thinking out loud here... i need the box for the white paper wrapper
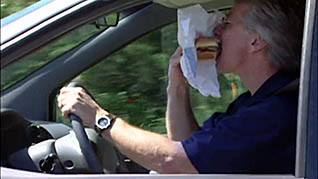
[177,4,225,97]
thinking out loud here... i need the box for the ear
[249,34,268,52]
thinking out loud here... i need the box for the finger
[60,101,72,118]
[57,91,72,108]
[60,99,80,118]
[61,107,70,118]
[58,89,81,111]
[59,87,83,100]
[58,101,63,109]
[57,95,65,109]
[59,86,81,95]
[171,47,182,59]
[70,87,92,102]
[59,87,71,95]
[170,47,183,68]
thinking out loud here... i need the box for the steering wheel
[66,82,104,174]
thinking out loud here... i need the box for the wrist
[167,81,188,95]
[94,108,117,135]
[95,108,108,119]
[168,67,187,89]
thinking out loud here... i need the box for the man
[58,0,304,174]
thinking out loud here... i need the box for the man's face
[214,3,253,74]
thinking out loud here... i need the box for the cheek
[225,29,249,55]
[217,32,248,72]
[221,39,242,62]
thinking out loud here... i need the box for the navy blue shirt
[182,71,298,174]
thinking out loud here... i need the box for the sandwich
[195,37,220,60]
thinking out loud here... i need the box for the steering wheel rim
[66,82,104,174]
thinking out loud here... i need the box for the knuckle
[75,96,81,101]
[70,103,77,109]
[79,88,85,93]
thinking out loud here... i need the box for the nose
[213,23,224,36]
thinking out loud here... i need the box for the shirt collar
[244,71,297,107]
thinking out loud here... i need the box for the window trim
[295,0,317,177]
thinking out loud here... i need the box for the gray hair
[235,0,305,75]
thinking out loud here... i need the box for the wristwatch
[94,113,116,134]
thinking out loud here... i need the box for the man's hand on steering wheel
[58,86,107,129]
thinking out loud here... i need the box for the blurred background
[1,0,247,134]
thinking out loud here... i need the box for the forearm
[166,84,199,141]
[58,86,197,173]
[102,117,197,173]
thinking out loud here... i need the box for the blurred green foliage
[1,25,106,90]
[1,0,39,18]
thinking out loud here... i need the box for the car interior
[0,0,316,178]
[0,0,235,174]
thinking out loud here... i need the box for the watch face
[97,117,110,129]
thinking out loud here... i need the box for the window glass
[56,22,247,133]
[1,24,106,91]
[1,0,39,18]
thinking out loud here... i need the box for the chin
[216,64,224,73]
[216,63,231,74]
[215,56,233,73]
